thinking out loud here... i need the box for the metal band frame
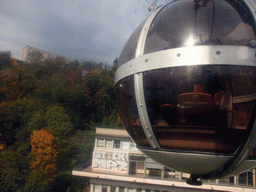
[133,6,164,150]
[244,0,256,24]
[115,45,256,84]
[134,73,160,149]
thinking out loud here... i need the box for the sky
[0,0,169,64]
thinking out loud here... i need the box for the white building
[72,128,256,192]
[21,45,71,64]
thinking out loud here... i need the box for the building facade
[72,128,256,192]
[21,45,71,64]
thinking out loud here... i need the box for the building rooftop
[96,128,130,139]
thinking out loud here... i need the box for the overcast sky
[0,0,170,64]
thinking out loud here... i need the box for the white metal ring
[115,45,256,84]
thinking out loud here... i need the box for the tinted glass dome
[118,0,256,67]
[116,0,256,155]
[144,0,256,54]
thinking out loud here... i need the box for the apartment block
[21,45,71,64]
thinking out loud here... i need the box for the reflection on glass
[116,76,150,148]
[143,65,256,153]
[144,0,256,54]
[248,148,256,159]
[118,19,146,67]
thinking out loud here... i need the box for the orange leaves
[1,81,22,103]
[6,81,22,101]
[30,129,58,184]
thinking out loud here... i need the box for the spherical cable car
[115,0,256,185]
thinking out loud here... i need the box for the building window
[129,161,136,175]
[129,156,145,176]
[145,158,163,178]
[239,171,253,187]
[114,140,121,149]
[122,140,130,150]
[119,187,125,192]
[128,188,133,192]
[110,186,116,192]
[94,185,100,192]
[106,139,113,148]
[102,185,108,192]
[97,139,105,148]
[164,167,176,180]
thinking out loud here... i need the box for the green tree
[0,51,12,70]
[0,50,119,191]
[68,59,80,71]
[29,50,43,64]
[113,57,118,66]
[26,105,73,171]
[82,60,102,71]
[0,147,29,191]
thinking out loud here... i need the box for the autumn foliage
[0,51,118,191]
[30,129,58,185]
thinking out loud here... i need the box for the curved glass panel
[116,76,150,148]
[248,147,256,159]
[143,65,256,153]
[118,20,146,67]
[144,0,256,54]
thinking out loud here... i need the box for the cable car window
[143,65,256,153]
[118,19,146,67]
[116,76,150,148]
[144,0,256,54]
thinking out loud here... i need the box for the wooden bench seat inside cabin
[153,125,244,153]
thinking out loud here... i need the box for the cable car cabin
[115,0,256,184]
[116,66,256,153]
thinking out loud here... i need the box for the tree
[4,81,22,102]
[68,59,80,71]
[0,51,12,70]
[29,50,43,64]
[25,129,58,191]
[44,56,67,75]
[81,60,102,71]
[0,50,119,191]
[25,104,74,171]
[0,146,29,191]
[113,57,118,66]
